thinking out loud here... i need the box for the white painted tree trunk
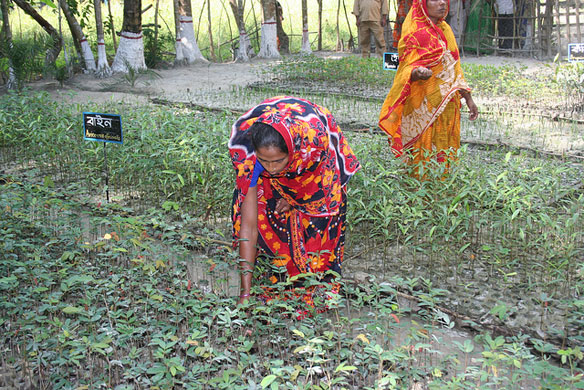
[111,31,146,73]
[80,38,96,72]
[95,39,112,77]
[301,23,312,54]
[175,15,207,64]
[234,30,253,62]
[6,66,17,89]
[258,17,280,59]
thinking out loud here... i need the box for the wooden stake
[575,0,582,43]
[107,0,117,51]
[554,0,562,56]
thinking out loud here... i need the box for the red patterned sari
[379,0,470,166]
[229,97,360,290]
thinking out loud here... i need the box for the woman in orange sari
[379,0,478,168]
[229,97,360,306]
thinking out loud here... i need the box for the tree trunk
[1,0,17,88]
[12,0,62,66]
[107,0,117,51]
[112,0,146,73]
[300,0,312,54]
[258,0,280,58]
[335,0,341,50]
[229,0,254,61]
[93,0,112,77]
[58,0,96,72]
[175,0,207,64]
[342,0,354,51]
[207,0,217,60]
[317,0,322,51]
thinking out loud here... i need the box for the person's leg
[359,22,371,58]
[498,13,514,49]
[371,21,386,58]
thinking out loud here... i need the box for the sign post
[83,112,123,203]
[568,43,584,62]
[383,52,399,71]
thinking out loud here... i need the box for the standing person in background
[229,96,361,308]
[353,0,389,58]
[494,0,514,49]
[378,0,478,172]
[446,0,467,46]
[275,1,289,54]
[392,0,413,49]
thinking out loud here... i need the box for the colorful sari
[229,96,361,290]
[379,0,470,166]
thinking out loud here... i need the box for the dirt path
[25,53,553,106]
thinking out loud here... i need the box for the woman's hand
[411,66,433,81]
[460,90,479,121]
[275,198,291,214]
[466,98,479,121]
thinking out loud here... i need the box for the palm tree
[258,0,280,58]
[58,0,96,72]
[93,0,112,77]
[229,0,255,62]
[174,0,207,65]
[111,0,146,73]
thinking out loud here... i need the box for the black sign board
[383,52,399,70]
[83,112,123,144]
[568,43,584,62]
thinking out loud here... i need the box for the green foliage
[143,28,175,69]
[461,62,557,99]
[0,35,49,86]
[1,75,583,388]
[266,55,395,91]
[553,62,584,111]
[0,177,581,388]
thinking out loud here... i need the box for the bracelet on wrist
[240,293,250,298]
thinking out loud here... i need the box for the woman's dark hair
[249,122,288,154]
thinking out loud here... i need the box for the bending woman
[379,0,478,168]
[229,97,361,305]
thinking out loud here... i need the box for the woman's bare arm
[238,185,258,304]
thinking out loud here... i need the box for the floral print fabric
[229,96,360,281]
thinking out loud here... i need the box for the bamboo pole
[154,0,160,63]
[554,0,562,56]
[545,0,554,57]
[207,0,216,60]
[342,0,355,51]
[565,0,571,45]
[336,0,341,51]
[196,0,206,43]
[575,0,582,43]
[107,0,117,51]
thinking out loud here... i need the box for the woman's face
[256,146,289,176]
[426,0,448,24]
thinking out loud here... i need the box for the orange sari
[379,0,470,166]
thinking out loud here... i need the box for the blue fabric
[250,160,265,187]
